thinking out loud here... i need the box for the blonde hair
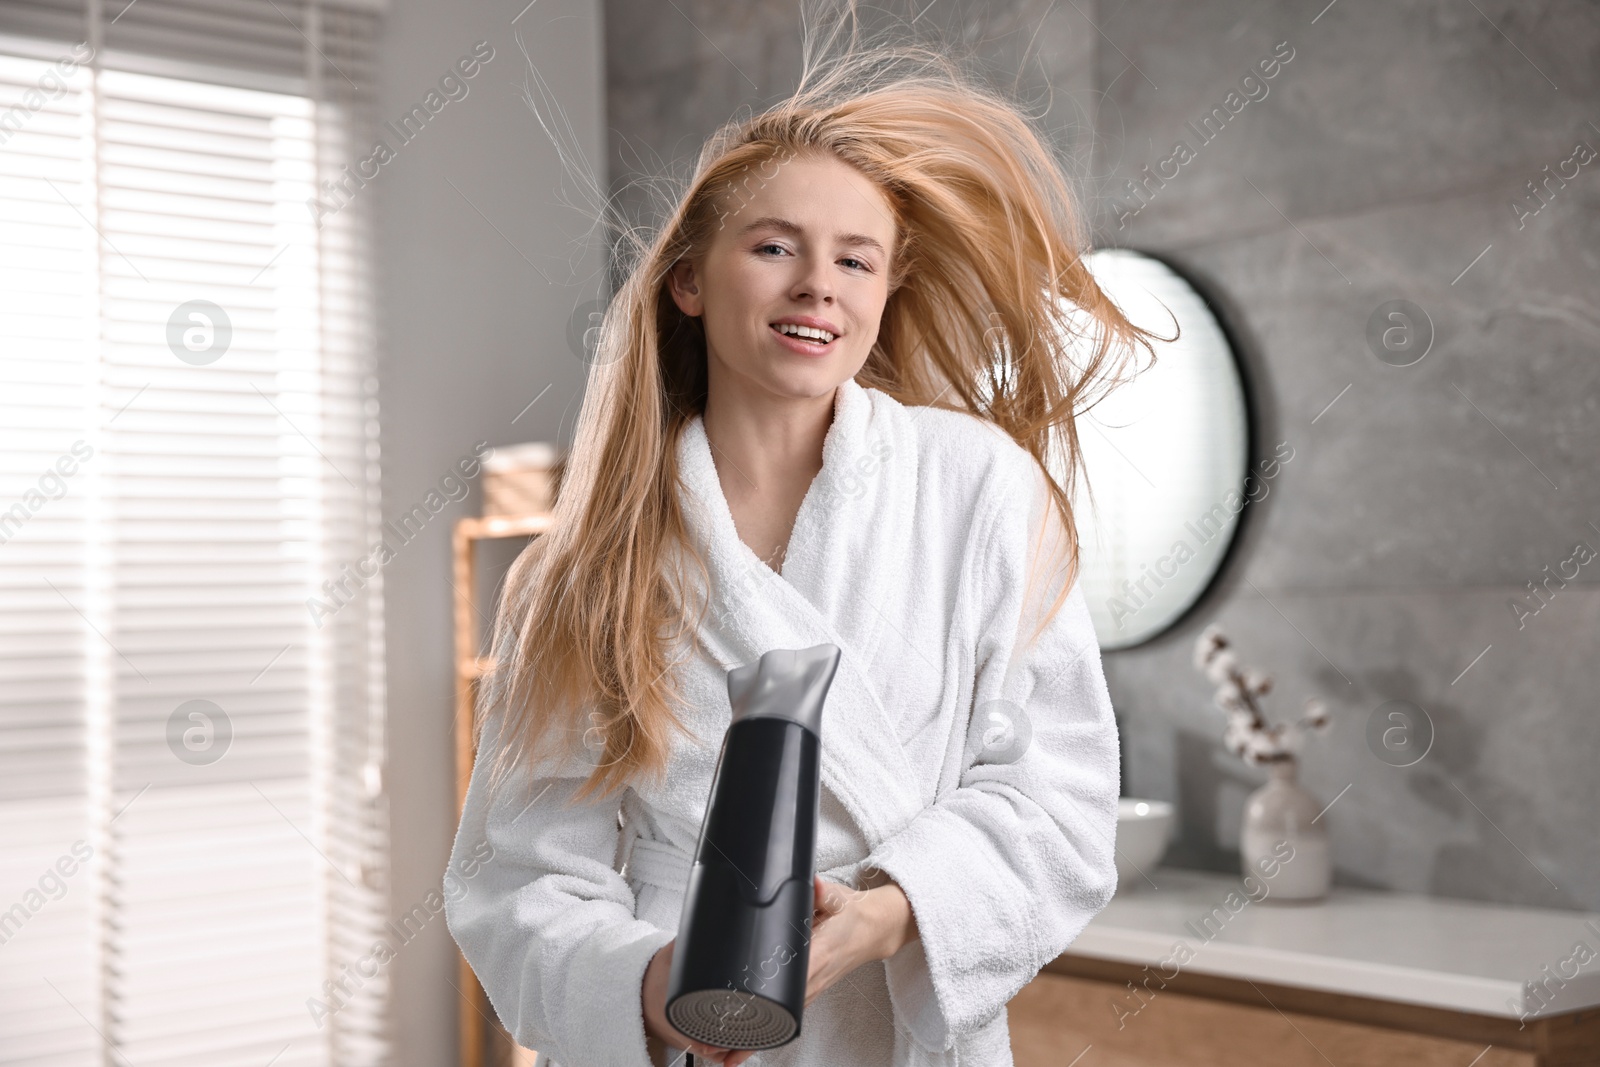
[480,2,1164,805]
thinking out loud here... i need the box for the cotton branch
[1191,624,1330,767]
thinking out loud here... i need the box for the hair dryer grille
[668,989,797,1049]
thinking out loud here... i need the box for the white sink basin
[1115,798,1174,891]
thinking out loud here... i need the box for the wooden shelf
[457,513,554,541]
[456,656,497,680]
[453,512,550,1067]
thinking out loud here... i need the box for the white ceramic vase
[1240,761,1331,902]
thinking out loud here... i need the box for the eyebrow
[735,215,888,257]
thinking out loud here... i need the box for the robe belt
[623,835,693,894]
[623,829,874,898]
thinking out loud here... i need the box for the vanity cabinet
[1009,869,1600,1067]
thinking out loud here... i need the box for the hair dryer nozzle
[725,644,840,737]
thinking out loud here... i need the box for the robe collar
[676,375,915,659]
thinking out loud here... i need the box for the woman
[445,12,1161,1067]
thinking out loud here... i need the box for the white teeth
[775,323,835,343]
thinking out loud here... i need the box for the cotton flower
[1241,732,1279,764]
[1203,649,1239,685]
[1192,624,1227,671]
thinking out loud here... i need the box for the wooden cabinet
[1011,957,1600,1066]
[1008,868,1600,1067]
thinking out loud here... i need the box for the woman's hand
[642,939,760,1065]
[804,874,919,1007]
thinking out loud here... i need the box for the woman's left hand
[803,875,916,1008]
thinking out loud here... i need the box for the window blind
[0,3,389,1065]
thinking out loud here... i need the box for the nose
[791,253,835,304]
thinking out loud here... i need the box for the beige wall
[374,0,607,1062]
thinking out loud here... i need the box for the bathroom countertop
[1063,867,1600,1019]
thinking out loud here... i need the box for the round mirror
[1054,249,1252,650]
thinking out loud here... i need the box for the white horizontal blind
[0,3,389,1065]
[0,38,101,1067]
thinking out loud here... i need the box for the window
[0,2,388,1064]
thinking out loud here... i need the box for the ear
[666,258,704,318]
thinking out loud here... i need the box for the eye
[756,242,788,256]
[841,257,871,272]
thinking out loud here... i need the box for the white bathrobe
[445,375,1120,1067]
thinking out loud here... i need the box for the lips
[769,315,841,336]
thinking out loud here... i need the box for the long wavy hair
[478,4,1166,805]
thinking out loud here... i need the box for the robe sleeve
[444,711,674,1067]
[861,449,1121,1051]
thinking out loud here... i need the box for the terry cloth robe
[445,375,1121,1067]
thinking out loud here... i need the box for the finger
[673,1033,729,1062]
[803,960,829,1008]
[813,875,842,915]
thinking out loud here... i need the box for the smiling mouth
[770,323,839,348]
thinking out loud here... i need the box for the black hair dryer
[665,643,842,1051]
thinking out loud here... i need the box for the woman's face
[668,151,897,405]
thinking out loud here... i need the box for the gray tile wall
[602,0,1599,911]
